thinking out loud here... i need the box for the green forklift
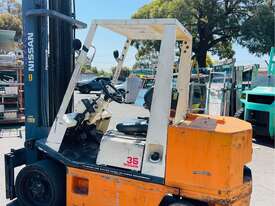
[239,47,275,139]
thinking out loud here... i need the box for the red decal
[124,156,139,168]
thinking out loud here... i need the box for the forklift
[5,1,253,206]
[240,47,275,139]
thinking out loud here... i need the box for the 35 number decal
[124,156,139,168]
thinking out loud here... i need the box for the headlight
[241,93,246,100]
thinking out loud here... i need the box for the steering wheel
[99,80,124,103]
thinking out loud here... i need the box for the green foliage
[82,65,131,80]
[91,66,99,74]
[0,13,22,41]
[98,69,111,76]
[238,4,275,55]
[81,65,95,73]
[133,50,159,70]
[81,65,111,77]
[111,66,131,81]
[132,0,263,67]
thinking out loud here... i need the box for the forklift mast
[5,1,86,200]
[22,0,79,140]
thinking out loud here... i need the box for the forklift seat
[116,88,178,135]
[116,118,148,135]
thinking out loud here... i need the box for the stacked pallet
[0,60,24,124]
[0,127,23,138]
[0,29,24,125]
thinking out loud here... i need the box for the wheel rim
[23,172,52,205]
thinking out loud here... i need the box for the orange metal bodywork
[66,114,252,206]
[166,114,252,205]
[67,167,178,206]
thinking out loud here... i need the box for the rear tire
[162,197,195,206]
[169,201,194,206]
[15,160,66,206]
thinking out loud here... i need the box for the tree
[81,65,99,74]
[133,49,159,70]
[192,54,215,68]
[238,3,274,55]
[132,0,263,67]
[111,66,131,81]
[91,66,99,74]
[0,13,22,41]
[98,69,111,77]
[81,65,111,76]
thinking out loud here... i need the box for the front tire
[15,160,66,206]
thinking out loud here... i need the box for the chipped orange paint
[67,114,252,206]
[67,167,179,206]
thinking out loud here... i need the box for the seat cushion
[116,119,148,135]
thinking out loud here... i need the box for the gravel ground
[0,92,274,206]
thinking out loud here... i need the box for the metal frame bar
[23,0,50,140]
[112,39,131,84]
[175,40,193,123]
[26,9,87,29]
[142,25,176,178]
[206,72,227,116]
[46,23,97,151]
[268,47,275,76]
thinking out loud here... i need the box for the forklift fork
[5,148,27,200]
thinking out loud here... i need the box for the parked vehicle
[239,47,275,139]
[76,76,111,94]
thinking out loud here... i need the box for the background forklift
[188,60,259,117]
[239,47,275,139]
[5,1,253,206]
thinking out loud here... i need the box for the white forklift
[12,19,252,206]
[45,18,193,175]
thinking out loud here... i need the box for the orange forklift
[5,2,252,205]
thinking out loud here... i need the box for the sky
[75,0,151,71]
[17,0,269,71]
